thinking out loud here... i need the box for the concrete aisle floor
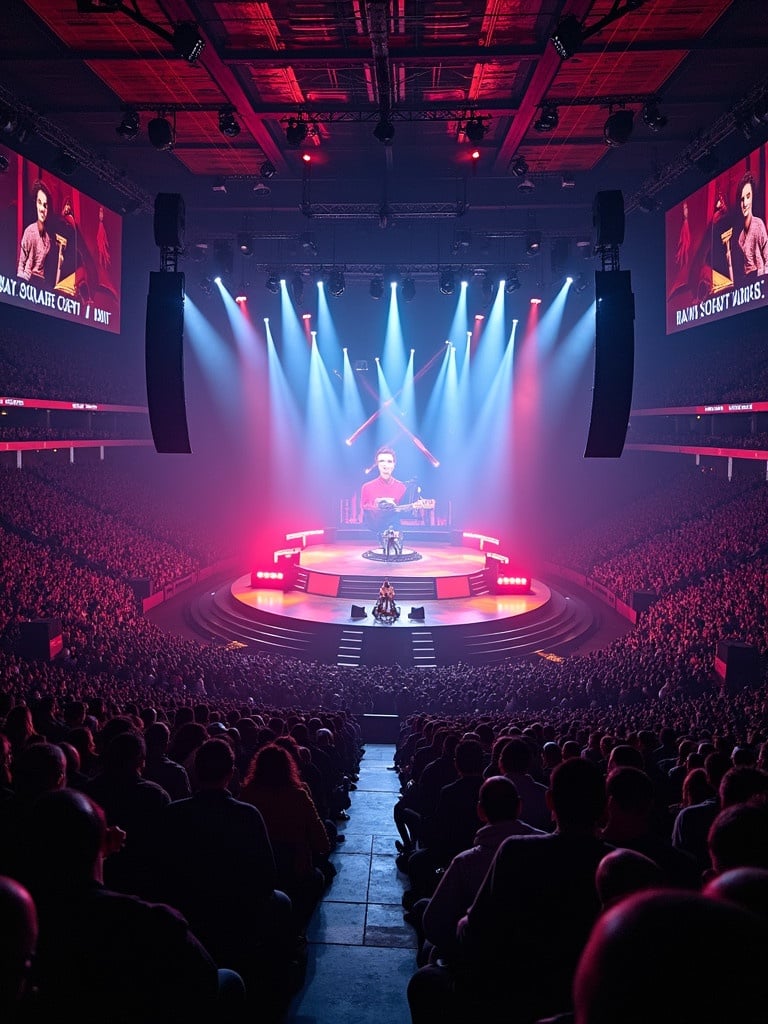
[286,744,416,1024]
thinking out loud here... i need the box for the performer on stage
[373,579,399,620]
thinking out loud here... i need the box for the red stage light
[302,312,312,319]
[235,295,247,304]
[471,149,480,160]
[490,573,532,594]
[530,297,542,305]
[302,153,312,163]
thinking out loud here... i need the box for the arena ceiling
[1,0,767,232]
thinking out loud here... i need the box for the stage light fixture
[300,232,318,255]
[260,160,276,179]
[265,273,280,294]
[116,109,140,140]
[551,14,583,60]
[511,156,528,178]
[402,277,416,302]
[439,269,456,295]
[517,177,535,194]
[290,272,304,304]
[604,108,634,147]
[574,273,589,293]
[172,21,205,63]
[285,117,308,148]
[0,154,8,173]
[238,233,253,257]
[505,270,521,293]
[148,113,174,151]
[302,153,311,164]
[463,116,487,143]
[526,231,542,256]
[642,100,667,132]
[218,107,240,138]
[373,118,395,145]
[534,104,559,133]
[369,277,384,300]
[328,269,345,297]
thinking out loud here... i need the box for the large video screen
[665,142,767,335]
[0,147,122,334]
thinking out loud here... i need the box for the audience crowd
[1,443,768,1021]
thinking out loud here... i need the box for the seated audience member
[85,731,170,896]
[499,738,552,832]
[601,767,698,888]
[240,743,330,928]
[706,801,768,877]
[419,776,544,959]
[154,739,295,1003]
[143,722,191,801]
[18,789,222,1024]
[671,750,731,872]
[704,866,768,920]
[409,758,611,1024]
[595,848,664,909]
[573,891,768,1024]
[0,875,37,1022]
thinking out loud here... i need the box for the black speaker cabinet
[593,190,625,247]
[153,193,185,248]
[16,619,63,661]
[716,639,759,690]
[145,271,191,454]
[584,270,635,458]
[351,604,367,619]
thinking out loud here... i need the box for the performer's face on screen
[35,188,49,228]
[741,181,754,226]
[376,453,396,481]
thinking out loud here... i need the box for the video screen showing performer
[361,446,407,535]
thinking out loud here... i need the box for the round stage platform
[188,541,597,667]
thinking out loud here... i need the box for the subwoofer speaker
[145,271,191,454]
[408,606,425,621]
[351,604,367,619]
[584,270,634,458]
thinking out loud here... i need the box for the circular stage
[189,541,597,667]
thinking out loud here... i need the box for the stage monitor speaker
[593,190,625,247]
[584,270,634,459]
[145,271,191,454]
[351,604,367,619]
[408,606,425,621]
[153,193,185,249]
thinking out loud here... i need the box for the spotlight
[265,273,280,294]
[642,100,667,132]
[511,156,528,178]
[517,177,535,194]
[328,269,345,297]
[604,108,634,147]
[530,297,542,305]
[238,232,253,257]
[551,14,583,60]
[172,21,205,63]
[439,269,456,295]
[285,117,308,148]
[147,114,174,151]
[235,293,247,304]
[369,277,384,300]
[302,153,312,164]
[0,154,8,173]
[534,104,559,132]
[526,231,542,256]
[401,277,416,302]
[463,116,487,143]
[373,118,395,145]
[505,270,521,293]
[218,107,240,138]
[116,109,140,140]
[260,160,276,179]
[253,181,271,197]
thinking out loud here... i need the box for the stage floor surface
[233,542,550,629]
